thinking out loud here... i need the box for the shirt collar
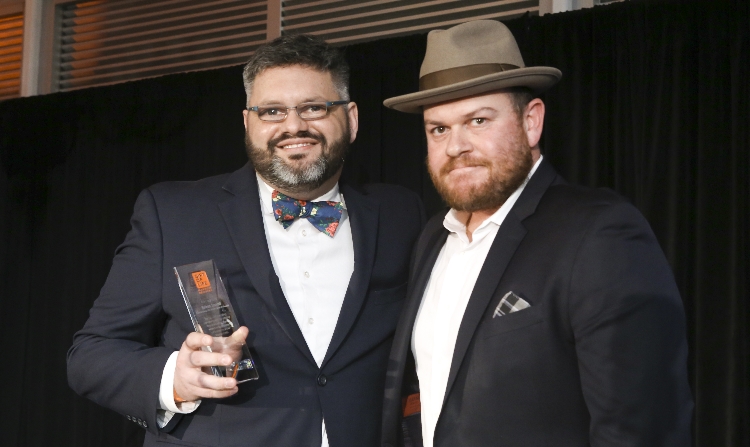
[443,155,543,241]
[256,173,344,215]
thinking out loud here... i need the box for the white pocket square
[493,291,531,318]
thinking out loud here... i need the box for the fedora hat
[383,20,561,114]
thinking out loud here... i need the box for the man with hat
[380,20,693,447]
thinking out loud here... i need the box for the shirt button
[308,318,314,324]
[304,271,310,278]
[317,374,327,386]
[302,229,307,236]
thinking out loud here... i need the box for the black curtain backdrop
[1,0,747,446]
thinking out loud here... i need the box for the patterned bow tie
[271,190,345,237]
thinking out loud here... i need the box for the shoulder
[537,183,645,225]
[544,183,629,208]
[146,172,233,200]
[136,169,245,215]
[122,171,240,225]
[519,183,659,259]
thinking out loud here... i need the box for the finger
[204,387,239,399]
[189,385,238,400]
[230,326,249,343]
[184,332,213,351]
[185,350,235,368]
[176,370,238,401]
[196,374,237,393]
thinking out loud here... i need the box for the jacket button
[317,374,327,386]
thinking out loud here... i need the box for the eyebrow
[255,97,328,106]
[424,106,498,126]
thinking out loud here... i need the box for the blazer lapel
[383,215,448,447]
[218,163,315,365]
[442,159,560,405]
[321,184,379,367]
[401,218,450,354]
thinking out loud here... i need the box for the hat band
[419,63,520,91]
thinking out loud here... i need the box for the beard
[429,125,533,212]
[245,125,350,195]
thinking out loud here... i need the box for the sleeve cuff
[159,351,201,414]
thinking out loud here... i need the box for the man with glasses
[68,34,424,447]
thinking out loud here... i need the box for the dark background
[1,0,747,445]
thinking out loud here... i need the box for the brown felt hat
[384,20,562,114]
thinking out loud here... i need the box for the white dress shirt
[158,174,354,447]
[412,156,542,447]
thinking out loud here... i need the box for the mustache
[267,131,326,150]
[439,155,491,176]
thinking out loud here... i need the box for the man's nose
[280,109,310,134]
[445,128,472,158]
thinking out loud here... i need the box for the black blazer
[382,159,693,447]
[67,163,425,447]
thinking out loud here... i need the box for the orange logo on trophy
[191,271,213,294]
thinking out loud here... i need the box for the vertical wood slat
[281,0,539,44]
[57,0,271,91]
[54,0,541,93]
[0,12,23,101]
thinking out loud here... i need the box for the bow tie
[271,190,344,237]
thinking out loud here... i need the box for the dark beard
[429,129,533,212]
[245,126,350,195]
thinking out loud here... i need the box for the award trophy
[174,260,259,383]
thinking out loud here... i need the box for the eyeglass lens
[257,103,330,121]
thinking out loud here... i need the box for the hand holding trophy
[173,260,259,402]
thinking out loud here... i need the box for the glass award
[174,260,259,383]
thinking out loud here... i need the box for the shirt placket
[296,220,324,365]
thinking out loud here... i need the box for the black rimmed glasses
[246,100,349,122]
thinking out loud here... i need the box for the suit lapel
[442,159,560,405]
[321,184,379,367]
[401,218,450,354]
[218,164,316,365]
[383,217,448,446]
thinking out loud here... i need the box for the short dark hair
[504,87,535,119]
[242,34,350,106]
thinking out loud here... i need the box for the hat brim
[383,66,562,114]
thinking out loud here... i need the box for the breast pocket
[368,282,407,306]
[482,304,544,339]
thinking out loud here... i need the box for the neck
[454,208,499,242]
[260,167,343,201]
[456,150,541,240]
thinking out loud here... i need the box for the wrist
[173,388,188,403]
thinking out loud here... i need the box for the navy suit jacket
[67,163,425,447]
[382,159,693,447]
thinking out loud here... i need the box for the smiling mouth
[267,131,326,157]
[275,139,322,161]
[279,142,316,149]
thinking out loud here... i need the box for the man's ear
[347,102,359,143]
[523,98,545,148]
[242,109,249,131]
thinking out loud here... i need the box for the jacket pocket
[482,304,544,339]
